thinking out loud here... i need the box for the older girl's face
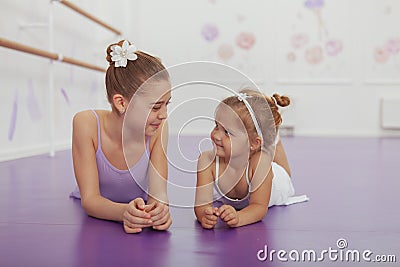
[144,80,172,136]
[211,105,250,159]
[124,79,171,137]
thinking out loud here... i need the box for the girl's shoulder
[73,109,107,123]
[72,109,106,136]
[198,150,215,162]
[248,150,273,182]
[197,150,216,171]
[73,110,95,126]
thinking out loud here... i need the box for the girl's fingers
[127,201,151,219]
[205,206,219,217]
[127,208,151,220]
[205,213,218,221]
[213,207,220,216]
[152,217,172,230]
[123,219,151,230]
[222,212,236,222]
[218,205,234,220]
[123,214,152,227]
[201,223,215,229]
[218,205,228,216]
[219,208,231,220]
[124,205,152,225]
[226,217,239,227]
[202,216,217,226]
[201,223,214,229]
[132,198,146,210]
[148,202,166,217]
[201,219,217,229]
[124,225,143,234]
[128,209,151,220]
[143,202,157,213]
[151,206,169,223]
[204,207,214,215]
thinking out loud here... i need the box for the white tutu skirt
[269,162,309,207]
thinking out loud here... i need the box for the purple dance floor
[0,137,399,266]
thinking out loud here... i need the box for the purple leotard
[70,110,150,203]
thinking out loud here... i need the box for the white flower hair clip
[110,40,138,67]
[237,92,251,102]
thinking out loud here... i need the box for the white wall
[0,0,133,161]
[133,0,400,137]
[1,0,400,161]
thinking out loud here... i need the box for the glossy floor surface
[1,137,399,266]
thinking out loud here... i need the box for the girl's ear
[112,94,127,115]
[250,136,263,151]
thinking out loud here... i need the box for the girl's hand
[147,201,172,231]
[201,207,219,229]
[218,205,239,227]
[123,198,153,234]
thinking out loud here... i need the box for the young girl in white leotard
[195,88,308,228]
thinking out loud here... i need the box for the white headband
[237,92,263,141]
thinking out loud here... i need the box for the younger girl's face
[211,105,250,159]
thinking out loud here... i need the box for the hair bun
[106,42,119,65]
[272,93,290,107]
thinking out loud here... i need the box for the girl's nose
[211,129,221,141]
[158,106,167,120]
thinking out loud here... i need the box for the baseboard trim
[0,142,71,162]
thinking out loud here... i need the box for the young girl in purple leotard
[71,40,172,233]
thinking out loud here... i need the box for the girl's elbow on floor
[80,199,92,215]
[252,204,269,220]
[80,197,97,217]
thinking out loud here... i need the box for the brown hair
[220,88,290,150]
[105,40,169,105]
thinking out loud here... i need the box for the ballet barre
[54,0,122,36]
[0,37,106,72]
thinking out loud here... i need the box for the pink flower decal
[201,24,219,42]
[305,46,323,65]
[291,33,309,49]
[218,44,234,60]
[374,47,390,64]
[325,40,343,56]
[385,38,400,55]
[287,52,297,62]
[236,32,256,50]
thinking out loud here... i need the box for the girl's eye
[153,101,170,111]
[224,129,232,136]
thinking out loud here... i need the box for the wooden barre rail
[56,0,122,36]
[0,37,106,72]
